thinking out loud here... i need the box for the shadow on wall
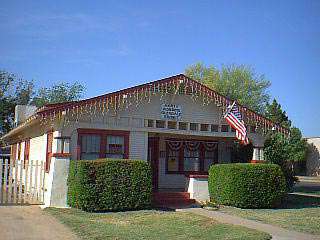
[306,142,320,176]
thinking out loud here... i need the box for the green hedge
[68,159,152,212]
[208,163,287,208]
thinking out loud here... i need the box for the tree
[0,70,86,137]
[185,63,271,113]
[265,99,291,128]
[31,82,85,108]
[0,71,35,135]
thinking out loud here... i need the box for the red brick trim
[52,153,72,158]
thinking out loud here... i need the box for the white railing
[0,158,45,204]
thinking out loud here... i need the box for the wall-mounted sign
[160,104,182,120]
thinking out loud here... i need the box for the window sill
[52,153,72,158]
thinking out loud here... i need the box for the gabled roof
[2,74,289,140]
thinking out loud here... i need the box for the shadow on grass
[281,194,320,209]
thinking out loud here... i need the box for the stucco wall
[306,137,320,176]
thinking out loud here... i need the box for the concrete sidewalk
[0,205,78,240]
[178,208,320,240]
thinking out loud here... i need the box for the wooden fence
[0,158,45,205]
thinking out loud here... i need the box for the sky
[1,1,319,136]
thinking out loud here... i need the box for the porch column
[251,146,265,163]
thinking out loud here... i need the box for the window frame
[77,129,129,160]
[165,138,218,175]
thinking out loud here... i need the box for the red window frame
[165,138,218,175]
[17,142,22,160]
[46,132,53,172]
[77,129,130,160]
[24,139,30,168]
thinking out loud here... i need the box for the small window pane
[156,120,165,128]
[57,139,63,153]
[167,149,179,171]
[190,123,198,131]
[204,150,215,171]
[211,125,219,132]
[221,125,229,132]
[106,135,124,159]
[63,139,70,153]
[145,119,154,128]
[200,124,209,131]
[179,122,187,130]
[168,121,177,129]
[184,148,200,171]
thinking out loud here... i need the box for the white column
[252,147,260,161]
[260,148,264,161]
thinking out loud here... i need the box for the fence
[0,158,45,205]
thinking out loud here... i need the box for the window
[167,121,177,129]
[211,124,219,132]
[145,119,154,128]
[56,137,70,154]
[250,125,256,133]
[190,123,198,131]
[184,147,200,171]
[167,149,179,172]
[81,134,101,160]
[221,125,229,132]
[156,120,165,128]
[106,135,124,158]
[166,140,218,174]
[200,124,209,131]
[179,122,187,130]
[78,129,129,160]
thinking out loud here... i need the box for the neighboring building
[305,137,320,176]
[1,74,288,207]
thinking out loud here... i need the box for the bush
[208,163,287,208]
[68,159,152,212]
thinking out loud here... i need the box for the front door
[148,137,159,191]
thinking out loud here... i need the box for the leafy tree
[265,99,291,128]
[0,71,35,136]
[185,63,271,113]
[31,82,85,107]
[0,70,86,137]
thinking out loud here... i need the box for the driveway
[0,205,78,240]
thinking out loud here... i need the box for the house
[1,74,288,207]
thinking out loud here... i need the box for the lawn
[219,194,320,235]
[46,208,271,240]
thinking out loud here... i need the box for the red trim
[186,174,208,179]
[46,132,53,172]
[24,139,30,168]
[250,160,266,164]
[34,74,289,136]
[77,128,130,160]
[148,137,159,191]
[52,153,72,158]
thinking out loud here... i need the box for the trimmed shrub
[68,159,152,212]
[208,163,287,208]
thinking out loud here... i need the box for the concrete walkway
[0,205,78,240]
[178,208,320,240]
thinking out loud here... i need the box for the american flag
[224,101,249,145]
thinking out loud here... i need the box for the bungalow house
[1,74,288,207]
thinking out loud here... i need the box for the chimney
[14,105,38,126]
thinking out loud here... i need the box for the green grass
[46,208,271,240]
[219,194,320,235]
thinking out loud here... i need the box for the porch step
[152,192,196,207]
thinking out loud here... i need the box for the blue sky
[1,1,319,136]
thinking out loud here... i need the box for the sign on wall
[160,104,182,120]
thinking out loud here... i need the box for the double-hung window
[78,129,129,160]
[80,134,101,160]
[106,135,125,159]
